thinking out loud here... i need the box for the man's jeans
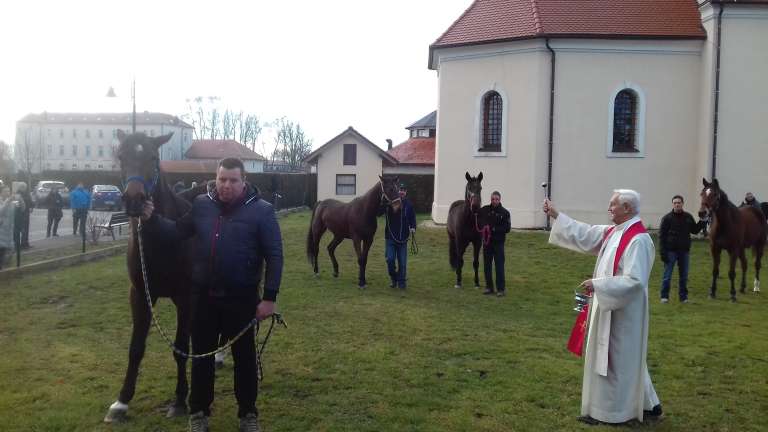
[483,241,506,292]
[661,251,690,301]
[385,238,408,288]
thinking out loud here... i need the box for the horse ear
[151,133,174,148]
[478,172,483,182]
[117,129,127,143]
[712,178,719,189]
[702,178,710,187]
[465,172,471,182]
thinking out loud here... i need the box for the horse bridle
[379,180,401,206]
[123,160,161,197]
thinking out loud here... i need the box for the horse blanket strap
[567,220,646,357]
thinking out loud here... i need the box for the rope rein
[474,213,491,247]
[135,220,286,380]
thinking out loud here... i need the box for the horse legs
[105,289,153,422]
[710,247,721,299]
[755,244,764,292]
[728,251,738,302]
[472,239,481,289]
[358,237,374,288]
[738,249,748,294]
[455,241,469,289]
[166,295,191,418]
[327,235,344,278]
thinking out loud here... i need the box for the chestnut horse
[447,172,484,288]
[306,176,401,288]
[699,178,767,302]
[104,131,193,422]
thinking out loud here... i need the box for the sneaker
[681,299,689,304]
[496,291,506,297]
[482,289,495,295]
[239,412,261,432]
[389,280,396,289]
[188,411,209,432]
[660,298,669,304]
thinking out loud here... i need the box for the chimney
[386,139,393,150]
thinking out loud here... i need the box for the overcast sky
[0,0,471,157]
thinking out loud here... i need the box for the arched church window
[481,91,502,152]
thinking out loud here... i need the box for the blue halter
[123,162,161,196]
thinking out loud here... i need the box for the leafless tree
[272,117,312,169]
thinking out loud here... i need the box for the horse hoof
[454,284,462,289]
[166,403,188,418]
[359,284,367,290]
[104,401,128,423]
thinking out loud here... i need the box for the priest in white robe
[543,189,662,425]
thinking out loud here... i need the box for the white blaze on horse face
[706,188,712,197]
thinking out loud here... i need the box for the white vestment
[549,213,660,423]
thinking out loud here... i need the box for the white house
[429,0,768,227]
[304,127,398,202]
[14,112,194,173]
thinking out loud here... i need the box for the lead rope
[135,219,287,380]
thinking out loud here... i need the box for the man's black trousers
[483,241,506,292]
[189,294,259,418]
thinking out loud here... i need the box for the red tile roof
[185,139,265,161]
[387,138,435,165]
[431,0,706,60]
[160,160,219,174]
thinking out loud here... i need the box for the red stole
[567,220,647,357]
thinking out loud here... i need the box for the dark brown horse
[699,178,767,302]
[104,131,193,422]
[447,172,484,288]
[306,176,401,288]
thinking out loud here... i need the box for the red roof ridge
[531,0,543,34]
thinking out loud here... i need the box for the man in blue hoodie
[70,182,91,236]
[380,184,416,290]
[141,157,283,432]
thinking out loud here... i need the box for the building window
[47,144,53,155]
[85,129,91,139]
[85,145,91,157]
[418,129,429,137]
[336,174,356,195]
[343,144,357,166]
[607,84,646,158]
[59,129,64,138]
[111,164,117,170]
[98,129,104,138]
[72,163,78,169]
[72,129,77,138]
[480,91,502,152]
[98,146,104,157]
[612,90,638,153]
[72,145,77,156]
[59,145,64,156]
[59,163,65,169]
[410,130,417,138]
[47,128,52,137]
[98,164,104,169]
[84,164,91,169]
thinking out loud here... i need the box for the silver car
[33,180,70,208]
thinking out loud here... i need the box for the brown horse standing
[306,176,401,288]
[447,172,484,289]
[104,131,193,422]
[699,178,767,302]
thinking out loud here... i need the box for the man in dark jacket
[141,158,283,432]
[17,183,33,248]
[45,187,64,237]
[380,184,416,290]
[659,195,703,303]
[481,191,511,297]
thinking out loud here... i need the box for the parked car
[91,185,123,211]
[33,180,70,208]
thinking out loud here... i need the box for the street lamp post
[106,78,137,133]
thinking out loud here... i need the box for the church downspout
[712,3,725,178]
[545,38,556,230]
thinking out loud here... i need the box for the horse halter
[380,180,401,205]
[123,161,161,197]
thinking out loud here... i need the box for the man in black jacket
[481,191,511,297]
[659,195,703,303]
[380,184,417,291]
[141,158,282,432]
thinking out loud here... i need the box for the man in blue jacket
[70,182,91,236]
[380,183,416,291]
[141,158,283,432]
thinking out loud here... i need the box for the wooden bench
[95,212,130,240]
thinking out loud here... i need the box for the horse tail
[306,204,319,265]
[449,234,458,270]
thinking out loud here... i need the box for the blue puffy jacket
[70,187,91,210]
[144,184,283,301]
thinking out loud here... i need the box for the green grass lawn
[1,211,767,431]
